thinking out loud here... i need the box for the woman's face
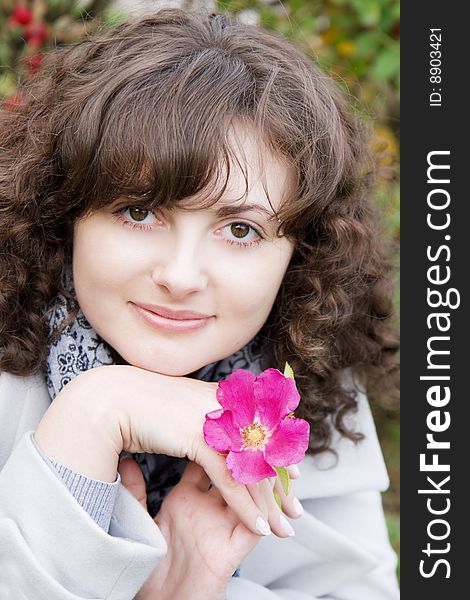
[72,128,294,375]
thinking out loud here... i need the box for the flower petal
[216,369,256,427]
[226,449,277,484]
[264,418,310,466]
[254,369,301,430]
[203,410,243,453]
[206,408,224,419]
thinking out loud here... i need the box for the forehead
[178,123,293,214]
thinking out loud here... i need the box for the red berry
[23,21,48,47]
[26,53,43,74]
[11,5,32,26]
[2,94,22,111]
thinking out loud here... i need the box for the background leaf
[283,361,295,379]
[274,466,291,496]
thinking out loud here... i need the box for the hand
[119,457,260,600]
[36,365,303,537]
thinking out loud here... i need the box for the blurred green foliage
[218,0,399,127]
[0,0,121,103]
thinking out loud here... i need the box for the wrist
[35,367,122,482]
[161,575,227,600]
[185,581,227,600]
[109,367,219,459]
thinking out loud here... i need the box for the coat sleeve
[0,431,167,600]
[225,490,399,600]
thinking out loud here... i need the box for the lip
[130,302,214,332]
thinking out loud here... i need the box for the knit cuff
[31,433,120,532]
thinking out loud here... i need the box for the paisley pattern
[45,267,270,523]
[45,304,115,396]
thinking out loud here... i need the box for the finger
[286,464,301,480]
[230,518,263,557]
[248,478,295,539]
[273,476,304,520]
[194,444,272,537]
[180,461,212,492]
[181,462,227,506]
[118,457,147,509]
[208,488,228,507]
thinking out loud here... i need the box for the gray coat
[0,371,399,599]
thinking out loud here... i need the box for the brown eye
[231,223,250,238]
[129,207,149,222]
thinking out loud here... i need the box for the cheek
[73,224,110,289]
[73,219,143,289]
[72,219,141,337]
[220,246,292,317]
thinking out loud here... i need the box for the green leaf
[273,489,282,509]
[354,31,382,59]
[283,361,294,379]
[370,46,399,82]
[351,0,382,27]
[0,73,17,100]
[0,43,12,67]
[274,466,291,496]
[102,7,126,27]
[46,0,67,11]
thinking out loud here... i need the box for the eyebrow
[215,202,276,220]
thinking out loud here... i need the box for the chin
[128,355,205,377]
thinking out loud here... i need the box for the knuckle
[220,468,241,492]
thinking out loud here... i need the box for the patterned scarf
[45,269,270,518]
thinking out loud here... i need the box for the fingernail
[280,514,295,537]
[289,464,301,478]
[292,497,304,517]
[256,516,271,536]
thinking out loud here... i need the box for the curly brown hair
[0,9,398,454]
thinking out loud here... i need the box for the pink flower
[203,368,310,484]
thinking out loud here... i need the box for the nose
[151,237,209,299]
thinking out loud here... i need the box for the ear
[118,456,147,509]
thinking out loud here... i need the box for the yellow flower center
[241,423,267,449]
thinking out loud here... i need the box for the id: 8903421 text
[429,28,442,107]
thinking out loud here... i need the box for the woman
[0,9,399,599]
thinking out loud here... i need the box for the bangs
[59,48,260,213]
[50,10,353,241]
